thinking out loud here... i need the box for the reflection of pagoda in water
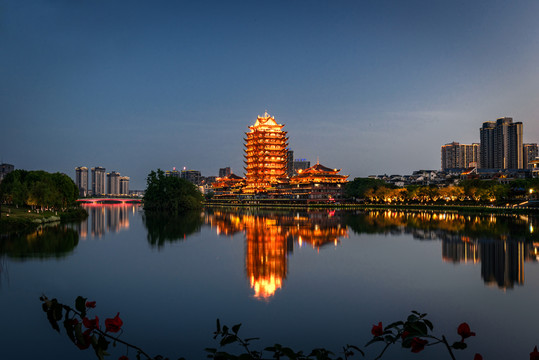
[357,210,538,290]
[205,210,348,299]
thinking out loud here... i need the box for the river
[1,204,538,359]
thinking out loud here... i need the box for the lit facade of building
[441,142,479,170]
[107,171,121,195]
[119,176,130,195]
[480,117,523,169]
[293,159,311,174]
[244,112,288,194]
[286,150,294,177]
[219,167,231,178]
[165,168,180,178]
[91,167,106,196]
[523,143,538,170]
[289,162,348,203]
[530,158,539,178]
[181,169,202,185]
[75,166,89,197]
[212,173,246,198]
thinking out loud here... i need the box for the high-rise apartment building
[181,169,202,185]
[441,142,479,170]
[286,150,294,177]
[91,167,106,196]
[166,168,180,178]
[119,176,130,195]
[523,143,538,170]
[107,171,121,195]
[293,159,311,174]
[244,112,288,193]
[479,117,523,169]
[219,167,231,178]
[75,166,89,197]
[0,163,14,183]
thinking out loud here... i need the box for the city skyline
[2,1,539,189]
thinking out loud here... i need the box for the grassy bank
[204,201,539,214]
[0,205,88,234]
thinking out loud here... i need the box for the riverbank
[204,200,539,214]
[0,205,88,234]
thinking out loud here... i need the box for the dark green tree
[0,169,79,210]
[143,169,203,212]
[344,177,396,199]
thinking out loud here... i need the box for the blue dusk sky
[2,0,539,189]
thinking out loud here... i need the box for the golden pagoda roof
[300,162,340,174]
[249,112,285,131]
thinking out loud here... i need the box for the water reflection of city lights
[205,211,348,299]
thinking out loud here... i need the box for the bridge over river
[77,198,142,204]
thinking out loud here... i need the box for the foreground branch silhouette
[40,295,539,360]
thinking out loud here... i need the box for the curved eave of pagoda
[290,174,349,183]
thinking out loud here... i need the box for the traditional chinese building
[212,173,246,199]
[289,162,349,203]
[244,112,288,194]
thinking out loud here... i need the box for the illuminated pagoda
[289,161,349,203]
[244,112,289,194]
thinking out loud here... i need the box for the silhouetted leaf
[220,335,237,346]
[385,321,404,329]
[452,341,467,350]
[384,335,395,343]
[63,318,76,343]
[75,296,87,317]
[232,324,241,334]
[46,308,60,332]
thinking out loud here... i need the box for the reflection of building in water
[481,241,524,289]
[442,236,526,289]
[206,210,348,299]
[106,205,130,233]
[244,216,292,299]
[85,205,132,237]
[442,237,480,264]
[361,210,536,290]
[91,206,106,237]
[78,216,89,239]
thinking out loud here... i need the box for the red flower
[371,322,383,337]
[457,322,476,340]
[105,312,123,333]
[531,346,539,360]
[118,356,129,360]
[410,337,428,353]
[474,354,483,360]
[68,318,79,326]
[401,330,410,340]
[82,316,99,330]
[85,301,96,308]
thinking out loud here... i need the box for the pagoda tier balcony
[246,133,287,139]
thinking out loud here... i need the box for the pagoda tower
[244,112,288,194]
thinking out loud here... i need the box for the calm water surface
[1,205,539,359]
